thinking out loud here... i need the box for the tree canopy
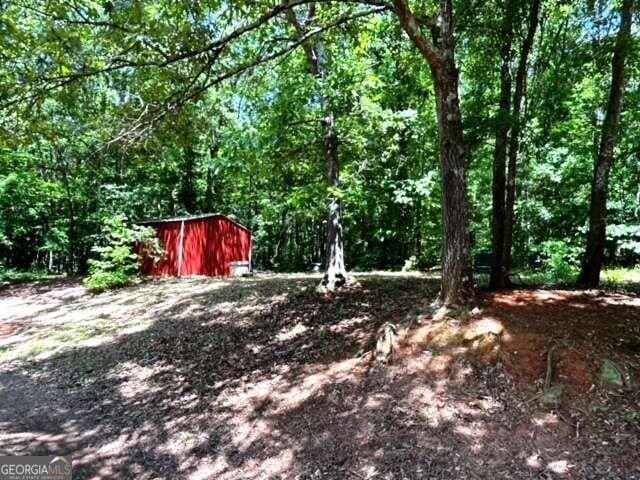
[1,0,638,293]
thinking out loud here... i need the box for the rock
[430,324,464,347]
[468,397,494,410]
[375,323,396,364]
[463,318,504,341]
[599,359,624,389]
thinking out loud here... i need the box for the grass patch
[515,266,639,288]
[517,269,578,287]
[50,324,96,343]
[601,267,640,286]
[0,267,62,284]
[0,345,10,359]
[25,341,47,358]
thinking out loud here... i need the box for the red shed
[139,213,252,277]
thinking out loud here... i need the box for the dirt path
[0,275,638,479]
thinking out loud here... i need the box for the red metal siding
[181,217,251,276]
[140,216,251,277]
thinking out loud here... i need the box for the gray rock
[600,359,624,389]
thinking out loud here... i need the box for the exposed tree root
[316,273,360,293]
[370,300,489,367]
[544,343,558,392]
[428,302,483,322]
[527,343,563,406]
[374,322,397,364]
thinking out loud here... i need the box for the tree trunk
[393,0,474,307]
[179,148,198,213]
[578,0,634,287]
[58,153,76,275]
[502,0,540,283]
[321,113,347,289]
[490,0,515,289]
[204,166,215,212]
[287,6,348,290]
[433,65,474,306]
[203,140,219,212]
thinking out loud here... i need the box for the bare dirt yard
[1,273,639,479]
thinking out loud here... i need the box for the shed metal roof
[138,213,251,232]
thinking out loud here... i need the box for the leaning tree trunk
[287,6,348,291]
[393,0,474,307]
[578,0,634,287]
[503,0,541,283]
[490,0,515,289]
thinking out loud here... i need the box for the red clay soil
[481,289,640,397]
[1,277,639,479]
[554,347,595,397]
[402,289,638,400]
[0,323,20,337]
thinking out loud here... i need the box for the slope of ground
[0,274,638,479]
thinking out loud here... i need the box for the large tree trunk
[287,6,348,291]
[434,67,474,306]
[502,0,540,283]
[490,0,515,289]
[393,0,474,307]
[578,0,634,287]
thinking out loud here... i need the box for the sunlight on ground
[1,273,638,479]
[0,272,437,363]
[0,276,293,362]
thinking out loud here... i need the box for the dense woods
[1,0,639,297]
[2,3,640,477]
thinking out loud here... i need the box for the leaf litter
[0,274,638,479]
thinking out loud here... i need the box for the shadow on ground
[0,275,638,479]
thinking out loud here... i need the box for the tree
[4,0,639,291]
[490,0,541,288]
[286,6,348,291]
[502,0,541,284]
[578,0,635,287]
[392,0,474,306]
[3,0,477,306]
[179,147,199,213]
[490,0,515,289]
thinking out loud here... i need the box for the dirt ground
[0,273,639,479]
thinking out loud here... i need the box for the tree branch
[391,0,442,69]
[101,6,388,146]
[184,6,388,102]
[14,2,134,32]
[4,0,397,112]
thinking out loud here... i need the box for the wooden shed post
[177,220,185,277]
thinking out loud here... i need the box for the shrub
[402,255,418,272]
[538,240,579,284]
[83,269,132,292]
[402,253,437,272]
[84,214,161,292]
